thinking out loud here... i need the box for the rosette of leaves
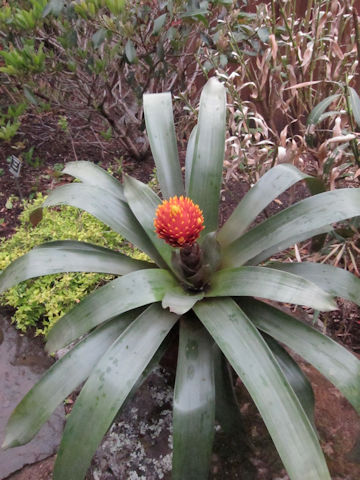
[1,78,360,480]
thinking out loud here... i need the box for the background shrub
[0,193,147,335]
[2,1,358,186]
[0,0,228,157]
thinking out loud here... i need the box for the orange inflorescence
[154,196,205,248]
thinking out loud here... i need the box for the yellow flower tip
[154,196,205,248]
[170,204,181,216]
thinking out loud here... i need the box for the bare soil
[0,114,154,239]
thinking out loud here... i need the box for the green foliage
[0,0,227,158]
[1,79,360,480]
[57,115,69,133]
[22,146,43,168]
[0,119,21,141]
[0,103,27,141]
[0,0,47,30]
[73,0,126,18]
[0,43,45,76]
[0,193,146,335]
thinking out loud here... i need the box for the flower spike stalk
[154,196,206,289]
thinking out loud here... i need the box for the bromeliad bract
[154,195,205,248]
[1,78,360,480]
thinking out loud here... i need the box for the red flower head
[154,196,205,248]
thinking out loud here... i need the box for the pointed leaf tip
[187,77,226,234]
[1,440,9,450]
[143,92,183,199]
[162,286,204,315]
[206,76,225,93]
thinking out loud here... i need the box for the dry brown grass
[208,0,360,188]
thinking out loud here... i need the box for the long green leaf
[248,225,332,265]
[53,303,179,480]
[262,333,316,430]
[206,266,337,311]
[307,94,340,125]
[194,298,331,480]
[0,241,153,294]
[123,175,173,269]
[62,161,125,200]
[143,92,184,198]
[2,311,138,448]
[217,164,312,246]
[213,346,246,442]
[43,184,162,264]
[46,269,177,352]
[223,188,360,267]
[122,328,176,412]
[201,231,221,272]
[187,78,226,234]
[241,299,360,413]
[172,316,215,480]
[269,262,360,305]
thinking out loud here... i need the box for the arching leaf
[207,266,337,311]
[143,92,184,198]
[194,298,331,480]
[218,164,312,246]
[62,161,125,200]
[187,78,226,234]
[223,188,360,267]
[46,269,177,352]
[0,241,153,294]
[2,311,137,448]
[172,317,215,480]
[44,183,163,264]
[53,304,178,480]
[241,299,360,413]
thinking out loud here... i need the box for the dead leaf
[29,207,43,227]
[268,34,278,61]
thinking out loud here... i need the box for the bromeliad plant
[1,78,360,480]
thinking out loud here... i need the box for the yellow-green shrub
[0,193,146,335]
